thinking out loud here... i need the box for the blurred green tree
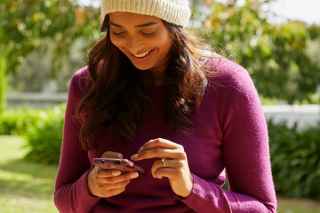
[0,0,99,112]
[0,52,7,113]
[202,0,320,104]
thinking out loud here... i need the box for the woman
[54,0,277,212]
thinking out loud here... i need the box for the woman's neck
[150,60,168,86]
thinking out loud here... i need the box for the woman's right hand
[87,151,139,198]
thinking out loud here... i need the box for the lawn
[0,136,56,213]
[0,135,319,213]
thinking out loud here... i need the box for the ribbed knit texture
[100,0,191,30]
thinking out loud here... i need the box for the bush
[0,105,65,165]
[23,105,65,165]
[268,120,320,200]
[0,108,41,135]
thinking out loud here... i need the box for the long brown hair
[76,16,215,150]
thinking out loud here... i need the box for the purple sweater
[54,57,277,213]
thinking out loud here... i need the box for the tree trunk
[0,52,7,114]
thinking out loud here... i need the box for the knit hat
[100,0,191,31]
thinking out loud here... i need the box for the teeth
[134,49,152,58]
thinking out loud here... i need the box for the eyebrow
[110,21,158,28]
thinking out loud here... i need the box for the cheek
[156,35,172,55]
[110,37,125,51]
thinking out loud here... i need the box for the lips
[132,48,155,59]
[134,49,152,58]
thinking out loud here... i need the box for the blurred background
[0,0,319,212]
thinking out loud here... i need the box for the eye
[111,31,125,36]
[141,31,156,36]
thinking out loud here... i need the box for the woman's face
[108,12,173,72]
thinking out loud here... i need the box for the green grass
[279,198,320,213]
[0,135,320,212]
[0,136,57,213]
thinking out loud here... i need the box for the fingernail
[131,154,139,160]
[138,147,143,153]
[131,172,139,178]
[112,171,121,176]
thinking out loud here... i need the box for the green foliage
[0,105,65,165]
[23,105,65,165]
[0,0,100,109]
[0,0,99,74]
[269,121,320,200]
[308,24,320,40]
[1,0,68,73]
[0,108,40,135]
[0,53,6,114]
[202,0,320,104]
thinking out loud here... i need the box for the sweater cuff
[174,173,230,212]
[75,170,101,209]
[175,173,208,206]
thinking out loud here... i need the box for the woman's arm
[54,70,100,213]
[177,63,277,213]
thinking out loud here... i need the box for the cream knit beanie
[100,0,191,31]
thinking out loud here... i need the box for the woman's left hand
[130,138,193,198]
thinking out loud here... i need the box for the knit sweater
[54,57,277,213]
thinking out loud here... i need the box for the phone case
[94,157,145,174]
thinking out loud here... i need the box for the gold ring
[161,158,168,167]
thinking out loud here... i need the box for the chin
[134,65,153,71]
[131,61,155,71]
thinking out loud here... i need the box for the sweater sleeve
[177,66,277,212]
[54,72,101,213]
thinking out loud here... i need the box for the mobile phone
[94,157,145,174]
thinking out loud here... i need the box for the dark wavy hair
[76,16,215,150]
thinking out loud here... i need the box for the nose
[125,37,146,55]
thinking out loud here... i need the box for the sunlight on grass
[0,136,27,161]
[0,136,57,213]
[278,198,320,213]
[0,194,56,213]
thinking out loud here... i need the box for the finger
[104,188,126,197]
[101,151,123,159]
[95,162,126,170]
[99,172,139,184]
[132,148,187,161]
[98,179,130,189]
[96,169,122,178]
[155,167,180,179]
[151,159,183,178]
[139,138,182,152]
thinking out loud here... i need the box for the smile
[133,49,154,59]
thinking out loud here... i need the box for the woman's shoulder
[204,56,257,97]
[69,66,90,97]
[72,65,90,82]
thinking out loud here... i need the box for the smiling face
[108,12,173,76]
